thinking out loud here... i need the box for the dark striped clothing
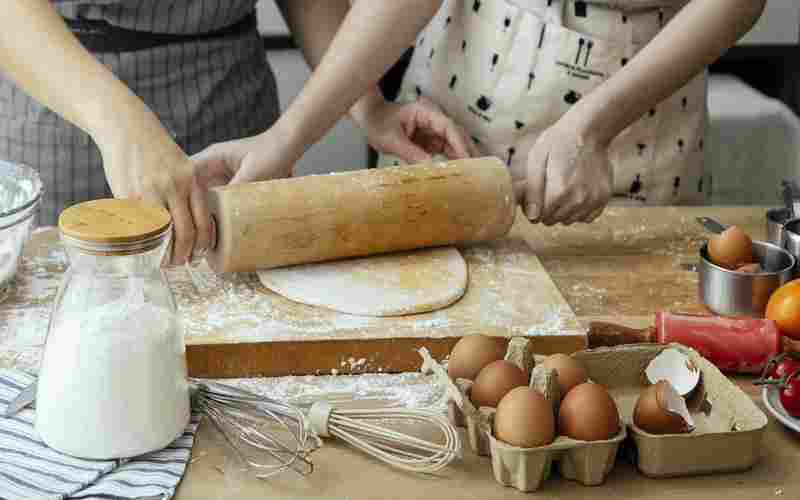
[54,0,257,35]
[0,1,280,225]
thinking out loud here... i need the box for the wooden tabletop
[178,377,797,500]
[4,205,798,499]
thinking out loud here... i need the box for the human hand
[516,120,613,226]
[354,96,478,163]
[191,126,300,186]
[98,134,215,267]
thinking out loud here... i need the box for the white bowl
[0,161,43,301]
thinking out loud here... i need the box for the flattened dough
[257,247,468,316]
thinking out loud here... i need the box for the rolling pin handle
[587,322,654,348]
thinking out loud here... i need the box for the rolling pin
[206,157,517,273]
[588,312,781,374]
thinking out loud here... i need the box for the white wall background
[740,0,800,45]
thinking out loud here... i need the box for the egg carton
[485,409,626,492]
[419,341,625,492]
[420,340,769,491]
[571,343,768,478]
[424,337,535,456]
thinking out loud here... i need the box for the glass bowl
[0,160,43,302]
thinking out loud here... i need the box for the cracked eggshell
[645,348,701,397]
[633,380,695,435]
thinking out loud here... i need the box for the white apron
[380,0,708,205]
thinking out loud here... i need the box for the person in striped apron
[0,0,475,265]
[378,0,765,225]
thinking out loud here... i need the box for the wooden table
[4,206,799,499]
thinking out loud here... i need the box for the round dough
[257,247,468,317]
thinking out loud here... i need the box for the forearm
[0,0,177,193]
[0,1,157,137]
[272,0,442,155]
[568,0,766,146]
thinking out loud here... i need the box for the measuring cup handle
[696,217,727,235]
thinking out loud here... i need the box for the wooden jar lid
[59,198,171,245]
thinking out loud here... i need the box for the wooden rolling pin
[588,313,781,374]
[206,157,517,273]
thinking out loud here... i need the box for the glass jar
[36,199,190,459]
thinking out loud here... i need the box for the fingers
[467,133,481,158]
[166,190,196,266]
[189,178,214,258]
[543,192,609,226]
[550,202,583,226]
[513,180,527,206]
[414,104,471,160]
[230,159,260,185]
[441,121,473,159]
[583,205,606,223]
[388,135,433,164]
[523,147,548,223]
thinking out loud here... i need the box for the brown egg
[494,387,555,448]
[558,383,620,441]
[708,226,755,270]
[541,354,587,396]
[447,335,506,381]
[633,381,694,435]
[471,360,528,408]
[737,263,762,274]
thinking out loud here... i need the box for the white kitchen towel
[0,370,201,500]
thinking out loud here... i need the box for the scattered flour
[36,285,190,459]
[223,372,448,413]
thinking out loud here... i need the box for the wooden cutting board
[5,218,582,378]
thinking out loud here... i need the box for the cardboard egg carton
[419,340,768,492]
[486,416,625,492]
[433,337,534,456]
[419,339,624,492]
[571,343,767,478]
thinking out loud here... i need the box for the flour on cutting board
[3,234,581,364]
[171,241,582,342]
[221,372,448,412]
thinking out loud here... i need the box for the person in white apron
[0,0,474,265]
[378,0,765,225]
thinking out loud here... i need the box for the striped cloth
[0,370,201,500]
[0,0,280,226]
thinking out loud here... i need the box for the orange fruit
[766,280,800,340]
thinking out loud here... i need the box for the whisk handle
[309,401,333,438]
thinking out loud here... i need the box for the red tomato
[768,358,800,381]
[780,373,800,418]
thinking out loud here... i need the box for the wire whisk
[191,380,318,479]
[307,401,461,474]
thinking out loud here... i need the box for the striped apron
[0,0,280,225]
[380,0,709,206]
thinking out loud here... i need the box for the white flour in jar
[36,288,190,459]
